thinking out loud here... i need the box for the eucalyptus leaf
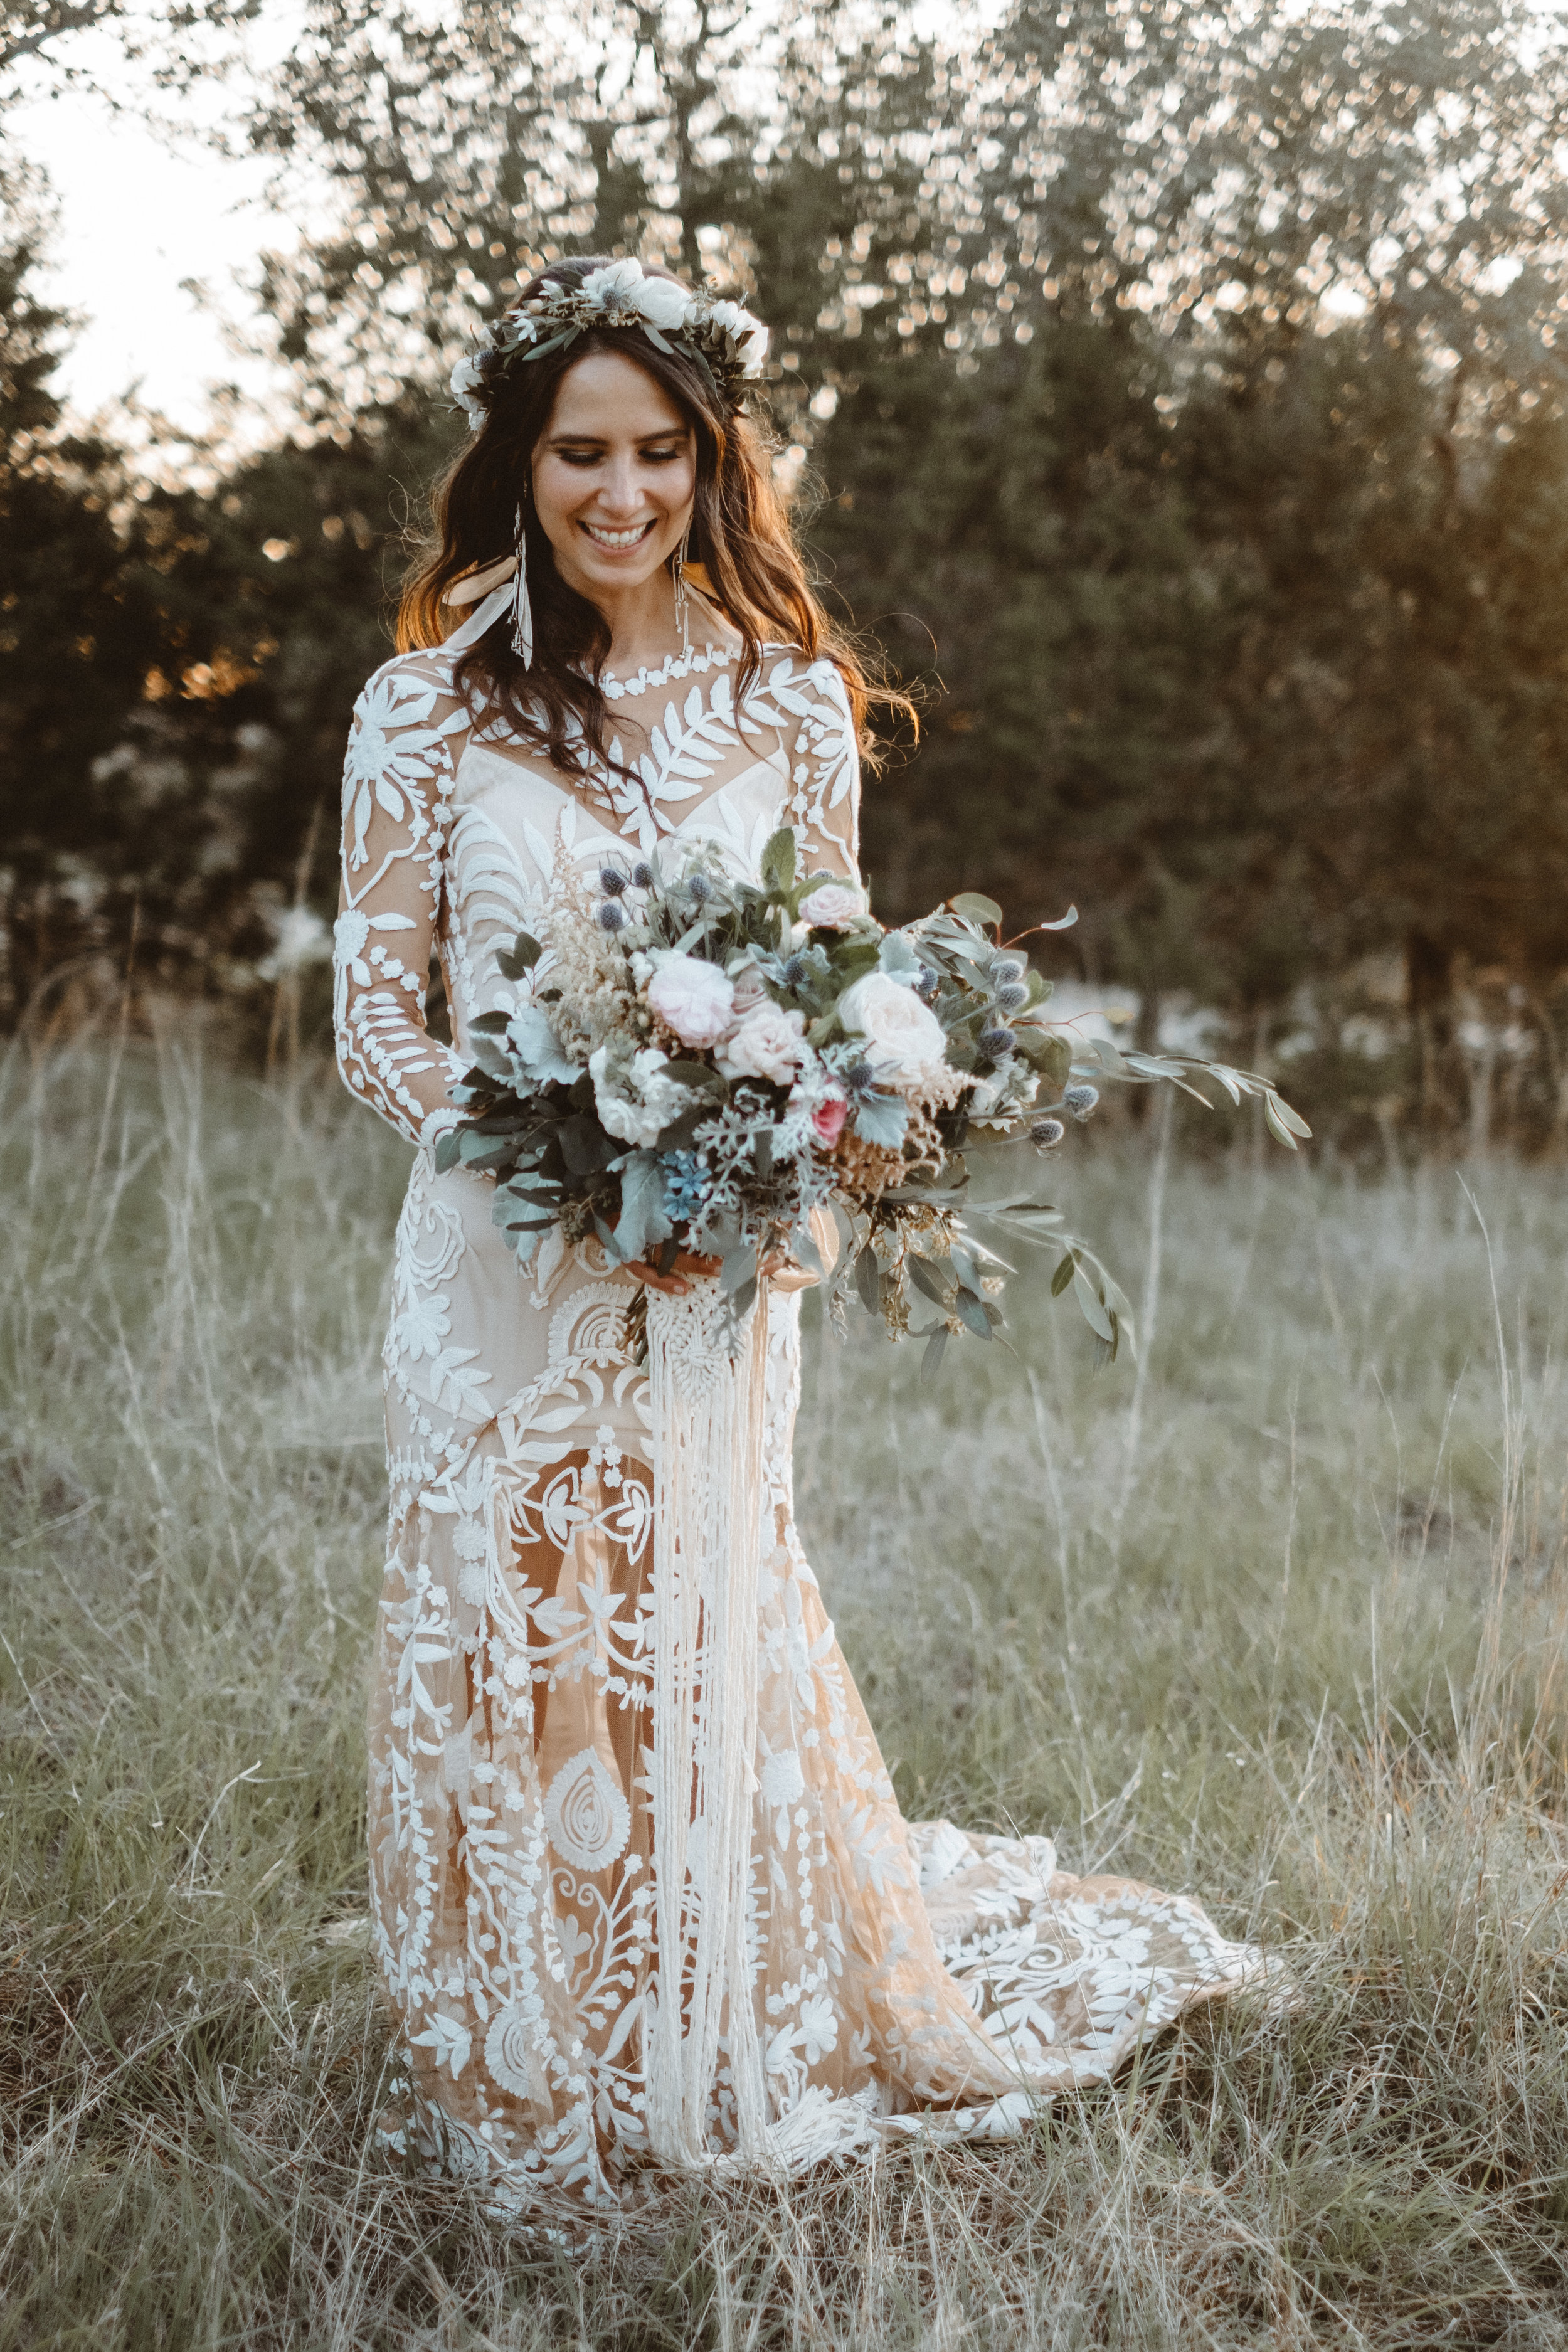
[719,1246,757,1298]
[1013,1029,1072,1087]
[950,1245,982,1295]
[1073,1264,1116,1341]
[921,1327,949,1388]
[950,891,1004,928]
[855,1244,880,1314]
[953,1286,993,1341]
[1264,1095,1301,1150]
[496,930,542,978]
[792,1224,825,1284]
[1051,1251,1077,1298]
[908,1255,951,1308]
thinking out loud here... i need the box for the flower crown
[450,258,769,432]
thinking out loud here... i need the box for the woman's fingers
[628,1248,818,1296]
[762,1254,817,1293]
[627,1248,721,1296]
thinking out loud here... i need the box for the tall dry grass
[4,1037,1568,2348]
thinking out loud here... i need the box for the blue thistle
[632,862,653,889]
[845,1061,877,1096]
[978,1025,1016,1059]
[915,965,939,998]
[662,1151,712,1222]
[1064,1081,1100,1119]
[781,953,808,986]
[598,900,626,933]
[600,865,628,896]
[1030,1116,1066,1149]
[687,873,712,904]
[992,953,1027,981]
[997,981,1029,1014]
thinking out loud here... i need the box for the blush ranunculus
[837,970,949,1089]
[810,1090,849,1147]
[715,1003,809,1085]
[728,962,769,1014]
[645,952,735,1048]
[798,884,864,930]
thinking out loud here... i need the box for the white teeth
[584,521,654,548]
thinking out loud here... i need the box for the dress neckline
[599,641,734,702]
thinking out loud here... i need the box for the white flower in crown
[574,258,650,321]
[706,297,769,371]
[634,275,694,331]
[448,351,488,430]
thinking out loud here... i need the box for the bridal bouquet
[437,832,1308,1374]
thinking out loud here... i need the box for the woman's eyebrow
[544,428,690,446]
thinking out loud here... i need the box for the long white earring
[510,501,534,667]
[672,518,691,654]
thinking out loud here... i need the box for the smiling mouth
[581,519,658,550]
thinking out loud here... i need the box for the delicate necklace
[600,642,733,701]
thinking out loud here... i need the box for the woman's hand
[626,1248,721,1298]
[627,1247,810,1297]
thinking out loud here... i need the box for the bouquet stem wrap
[644,1277,770,2166]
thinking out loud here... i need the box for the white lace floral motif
[336,634,1274,2223]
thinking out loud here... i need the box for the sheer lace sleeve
[334,654,471,1148]
[772,654,862,883]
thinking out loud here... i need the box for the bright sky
[10,16,300,440]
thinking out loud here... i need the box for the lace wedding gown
[334,630,1268,2218]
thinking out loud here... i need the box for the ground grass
[4,1037,1568,2348]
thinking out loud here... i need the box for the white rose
[715,1002,809,1086]
[707,299,769,371]
[589,1046,692,1148]
[798,883,863,931]
[839,971,949,1089]
[581,258,647,309]
[646,951,734,1048]
[632,275,693,331]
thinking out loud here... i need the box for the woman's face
[530,349,697,605]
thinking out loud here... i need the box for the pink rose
[645,951,735,1048]
[715,1002,808,1085]
[798,884,864,930]
[811,1090,849,1147]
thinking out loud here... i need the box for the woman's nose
[593,459,649,517]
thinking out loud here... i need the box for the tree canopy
[7,0,1568,1144]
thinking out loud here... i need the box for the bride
[333,254,1267,2218]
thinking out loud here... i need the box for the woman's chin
[559,552,669,600]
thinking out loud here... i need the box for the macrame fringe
[643,1278,770,2167]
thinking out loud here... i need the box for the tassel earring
[510,500,534,667]
[672,518,692,654]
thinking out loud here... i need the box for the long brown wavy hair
[399,257,906,782]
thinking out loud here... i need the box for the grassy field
[5,1038,1568,2348]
